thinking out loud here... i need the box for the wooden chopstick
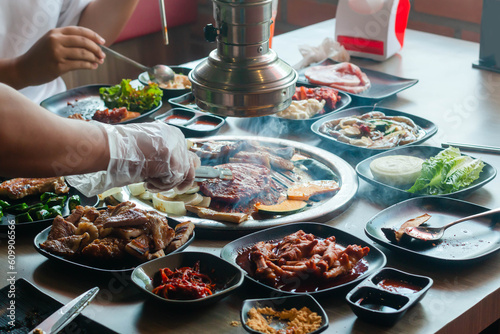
[159,0,169,45]
[442,142,500,154]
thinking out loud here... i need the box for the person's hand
[16,26,106,86]
[66,121,200,197]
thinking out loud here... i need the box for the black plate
[168,92,206,113]
[346,267,432,325]
[356,145,497,199]
[0,185,98,232]
[220,222,386,296]
[0,278,117,333]
[311,106,437,155]
[138,66,192,100]
[33,218,194,274]
[131,251,244,308]
[155,108,225,137]
[40,82,162,124]
[365,197,500,262]
[297,58,418,102]
[241,295,329,334]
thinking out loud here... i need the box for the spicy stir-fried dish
[152,261,215,300]
[40,202,194,264]
[236,230,370,292]
[319,111,422,149]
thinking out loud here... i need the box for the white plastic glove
[66,121,200,197]
[293,37,351,70]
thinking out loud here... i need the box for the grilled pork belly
[230,151,295,171]
[47,216,77,240]
[81,237,128,259]
[41,233,90,257]
[0,177,69,200]
[167,221,195,252]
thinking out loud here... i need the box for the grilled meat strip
[167,221,195,252]
[230,151,295,171]
[0,177,69,200]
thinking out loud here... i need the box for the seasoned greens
[99,79,162,113]
[407,147,484,195]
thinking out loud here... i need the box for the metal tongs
[194,166,233,182]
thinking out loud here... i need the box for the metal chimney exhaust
[188,0,298,117]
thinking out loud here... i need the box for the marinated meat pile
[0,177,69,200]
[243,230,369,290]
[305,62,371,94]
[40,202,194,262]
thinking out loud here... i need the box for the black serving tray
[346,267,433,325]
[356,145,497,199]
[365,197,500,262]
[311,106,438,155]
[33,219,194,274]
[40,82,162,123]
[298,58,418,102]
[220,222,386,296]
[0,278,117,333]
[155,108,225,137]
[241,295,329,334]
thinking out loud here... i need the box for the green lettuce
[407,147,484,195]
[99,79,162,113]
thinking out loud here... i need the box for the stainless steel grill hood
[188,0,298,117]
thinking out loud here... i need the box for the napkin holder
[473,0,500,73]
[335,0,410,61]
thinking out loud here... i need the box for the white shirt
[0,0,92,104]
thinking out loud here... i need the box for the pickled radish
[370,155,424,186]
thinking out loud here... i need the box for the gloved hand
[66,121,200,197]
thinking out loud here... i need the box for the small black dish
[156,108,225,137]
[131,251,244,307]
[168,92,214,114]
[241,295,329,334]
[311,106,437,156]
[40,81,162,123]
[355,145,497,199]
[138,66,192,100]
[0,185,98,232]
[365,196,500,262]
[33,219,194,274]
[297,58,418,102]
[346,267,433,325]
[220,222,386,296]
[0,278,117,333]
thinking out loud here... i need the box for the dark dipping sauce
[187,120,219,131]
[165,114,192,125]
[376,278,423,294]
[236,241,369,293]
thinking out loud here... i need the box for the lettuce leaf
[407,147,484,195]
[99,79,162,113]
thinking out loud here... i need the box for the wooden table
[2,19,500,334]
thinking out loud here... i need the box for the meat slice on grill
[0,177,69,200]
[200,163,274,203]
[230,151,295,171]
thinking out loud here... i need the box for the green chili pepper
[48,205,63,218]
[15,212,33,224]
[36,209,51,220]
[0,209,3,219]
[68,195,81,211]
[46,196,67,208]
[5,203,29,214]
[28,204,48,220]
[40,192,58,203]
[0,199,10,209]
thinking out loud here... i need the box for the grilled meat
[145,212,175,251]
[230,151,295,171]
[200,163,274,203]
[167,221,195,252]
[185,205,249,224]
[41,233,90,257]
[47,216,77,241]
[81,237,128,260]
[0,177,69,200]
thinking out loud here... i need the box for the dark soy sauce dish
[346,267,433,325]
[156,108,225,137]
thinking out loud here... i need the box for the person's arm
[0,27,106,90]
[78,0,140,46]
[0,83,109,177]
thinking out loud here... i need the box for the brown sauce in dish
[165,114,191,124]
[235,240,369,293]
[376,279,423,294]
[187,120,219,131]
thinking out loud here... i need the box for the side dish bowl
[131,251,244,307]
[139,66,192,100]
